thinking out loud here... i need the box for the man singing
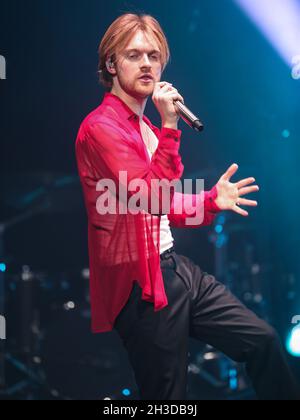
[75,13,299,400]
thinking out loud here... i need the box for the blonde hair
[98,13,170,89]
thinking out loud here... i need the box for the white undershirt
[139,120,174,254]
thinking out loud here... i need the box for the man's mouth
[139,75,154,82]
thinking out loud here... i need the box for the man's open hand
[214,164,260,217]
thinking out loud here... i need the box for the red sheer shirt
[75,93,221,333]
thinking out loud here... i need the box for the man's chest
[139,120,159,157]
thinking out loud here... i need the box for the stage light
[234,0,300,69]
[215,224,223,234]
[64,301,75,311]
[229,368,238,391]
[282,129,291,139]
[0,263,6,273]
[286,326,300,357]
[292,55,300,79]
[216,234,227,249]
[122,388,131,397]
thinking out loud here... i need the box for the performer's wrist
[162,119,178,130]
[206,185,222,213]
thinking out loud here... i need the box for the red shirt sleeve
[168,185,222,228]
[76,121,184,215]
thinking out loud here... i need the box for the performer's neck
[110,86,148,122]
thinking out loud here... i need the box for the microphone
[174,100,204,132]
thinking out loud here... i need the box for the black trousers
[114,251,300,400]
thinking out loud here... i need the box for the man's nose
[140,53,151,67]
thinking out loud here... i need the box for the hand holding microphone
[152,82,183,129]
[152,82,204,132]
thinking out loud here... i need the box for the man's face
[112,30,163,99]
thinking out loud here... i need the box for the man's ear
[105,58,116,75]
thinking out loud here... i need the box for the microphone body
[174,100,204,132]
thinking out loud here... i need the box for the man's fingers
[155,81,172,88]
[237,198,258,207]
[221,163,239,182]
[233,205,249,217]
[159,84,174,93]
[156,81,172,86]
[153,84,184,105]
[164,91,185,103]
[236,177,256,189]
[239,185,260,197]
[153,85,172,97]
[153,84,177,99]
[153,82,172,94]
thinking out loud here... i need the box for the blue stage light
[215,224,223,234]
[286,326,300,357]
[282,129,290,139]
[122,388,131,397]
[0,263,6,273]
[229,368,238,391]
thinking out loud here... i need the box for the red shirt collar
[103,92,155,130]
